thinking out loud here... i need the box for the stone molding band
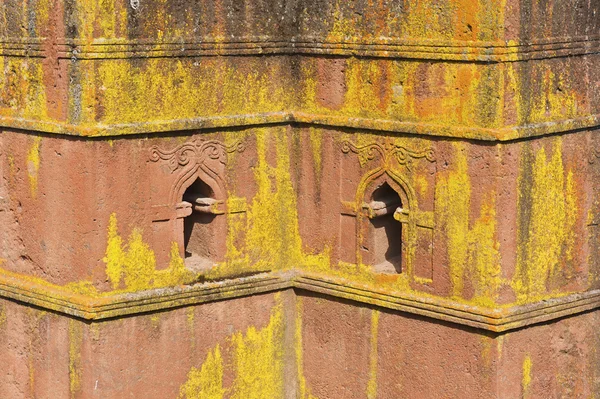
[1,35,599,62]
[0,269,598,333]
[2,111,600,142]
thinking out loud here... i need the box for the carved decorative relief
[342,138,435,170]
[150,137,245,205]
[150,138,245,173]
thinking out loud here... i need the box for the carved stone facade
[0,1,599,398]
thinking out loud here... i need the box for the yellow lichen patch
[26,136,42,197]
[415,175,429,197]
[229,300,285,399]
[507,64,581,127]
[120,229,156,291]
[244,128,304,270]
[513,139,578,302]
[522,355,532,396]
[187,307,196,350]
[436,143,502,305]
[103,214,196,292]
[179,345,225,399]
[302,57,503,131]
[178,295,285,399]
[367,310,380,399]
[88,58,288,128]
[103,213,126,289]
[295,297,319,399]
[468,195,502,306]
[69,319,83,397]
[480,336,493,369]
[214,127,329,278]
[437,143,471,298]
[529,71,578,123]
[0,57,48,122]
[0,304,6,328]
[64,281,99,297]
[343,59,390,116]
[296,298,307,398]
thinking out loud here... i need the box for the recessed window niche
[366,182,404,274]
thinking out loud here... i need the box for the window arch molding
[354,167,418,274]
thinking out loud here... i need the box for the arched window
[182,178,219,270]
[366,182,403,274]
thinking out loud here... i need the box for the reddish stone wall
[0,0,599,397]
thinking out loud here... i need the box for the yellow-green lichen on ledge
[178,295,285,399]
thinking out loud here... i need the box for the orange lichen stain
[453,0,481,41]
[402,0,452,40]
[69,319,83,397]
[103,213,196,292]
[26,136,42,197]
[436,143,502,306]
[522,355,532,397]
[513,138,578,303]
[178,295,285,399]
[367,310,380,399]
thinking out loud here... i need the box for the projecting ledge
[2,111,600,142]
[0,269,599,333]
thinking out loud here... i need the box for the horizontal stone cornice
[2,111,600,142]
[1,35,599,62]
[1,269,598,333]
